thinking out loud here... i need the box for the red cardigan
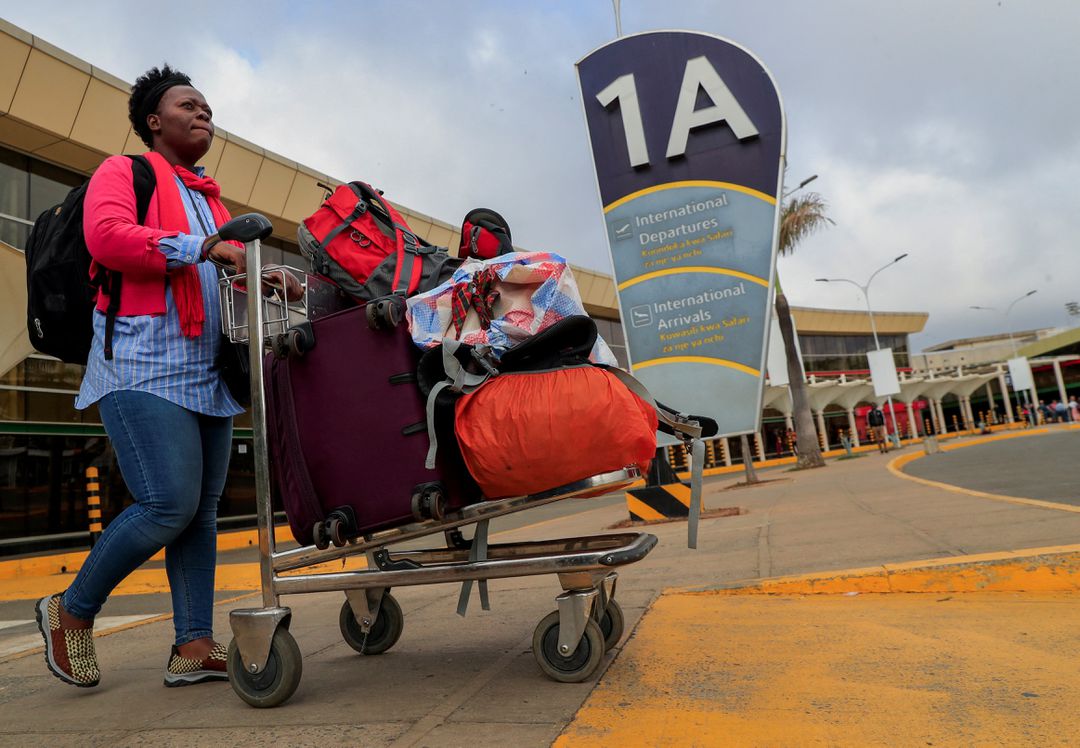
[83,155,181,316]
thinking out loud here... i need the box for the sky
[3,0,1077,352]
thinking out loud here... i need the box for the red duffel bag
[453,366,658,499]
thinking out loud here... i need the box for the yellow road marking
[0,524,296,580]
[0,555,368,603]
[669,544,1080,596]
[888,428,1080,514]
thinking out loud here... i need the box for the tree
[775,192,834,469]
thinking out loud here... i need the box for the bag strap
[423,339,498,469]
[602,366,707,550]
[100,155,155,361]
[456,518,490,616]
[391,224,425,296]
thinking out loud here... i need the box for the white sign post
[867,348,900,397]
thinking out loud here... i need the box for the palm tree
[775,192,834,469]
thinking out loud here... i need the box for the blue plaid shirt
[76,171,243,417]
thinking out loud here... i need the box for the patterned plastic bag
[406,251,617,365]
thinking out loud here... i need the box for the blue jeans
[63,391,233,645]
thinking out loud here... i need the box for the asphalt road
[904,430,1080,505]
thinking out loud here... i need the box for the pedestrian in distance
[36,65,251,689]
[1053,399,1067,423]
[867,404,888,454]
[1069,395,1079,423]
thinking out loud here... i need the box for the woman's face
[148,85,214,163]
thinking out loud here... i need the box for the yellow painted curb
[0,524,295,581]
[888,428,1080,514]
[671,423,1031,481]
[0,553,368,603]
[685,544,1080,596]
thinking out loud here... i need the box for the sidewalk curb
[887,427,1080,515]
[0,524,295,581]
[669,544,1080,596]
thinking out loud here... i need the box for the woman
[36,66,246,688]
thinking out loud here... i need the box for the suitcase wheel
[326,516,347,547]
[272,324,315,360]
[366,296,405,330]
[313,521,331,550]
[410,484,446,521]
[271,333,291,360]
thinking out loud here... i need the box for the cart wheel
[598,599,625,651]
[532,611,605,683]
[339,593,403,655]
[227,627,302,709]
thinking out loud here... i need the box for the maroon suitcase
[265,305,479,546]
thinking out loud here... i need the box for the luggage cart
[213,214,659,708]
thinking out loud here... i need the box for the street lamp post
[782,174,817,200]
[970,289,1038,423]
[816,254,908,445]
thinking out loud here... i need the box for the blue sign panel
[577,31,785,437]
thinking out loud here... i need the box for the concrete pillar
[815,410,829,451]
[720,437,732,467]
[754,432,766,462]
[846,408,860,447]
[997,373,1015,423]
[960,396,972,430]
[784,412,794,431]
[935,399,948,433]
[1053,359,1068,404]
[906,401,919,437]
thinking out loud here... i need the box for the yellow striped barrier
[625,482,692,521]
[86,466,102,547]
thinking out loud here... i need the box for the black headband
[137,74,192,128]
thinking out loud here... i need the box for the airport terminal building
[1,20,1076,555]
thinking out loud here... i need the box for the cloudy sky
[3,0,1076,351]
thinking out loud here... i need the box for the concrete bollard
[923,436,942,455]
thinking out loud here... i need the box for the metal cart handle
[204,212,274,256]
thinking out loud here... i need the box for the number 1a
[595,55,759,169]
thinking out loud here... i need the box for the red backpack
[299,181,458,303]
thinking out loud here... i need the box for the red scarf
[145,151,232,338]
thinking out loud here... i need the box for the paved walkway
[1,433,1079,746]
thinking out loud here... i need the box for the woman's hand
[262,268,305,302]
[207,242,246,273]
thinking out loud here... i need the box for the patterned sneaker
[164,642,229,687]
[35,594,100,688]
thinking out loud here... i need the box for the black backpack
[25,154,155,365]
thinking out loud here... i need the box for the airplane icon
[612,221,632,240]
[630,305,652,328]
